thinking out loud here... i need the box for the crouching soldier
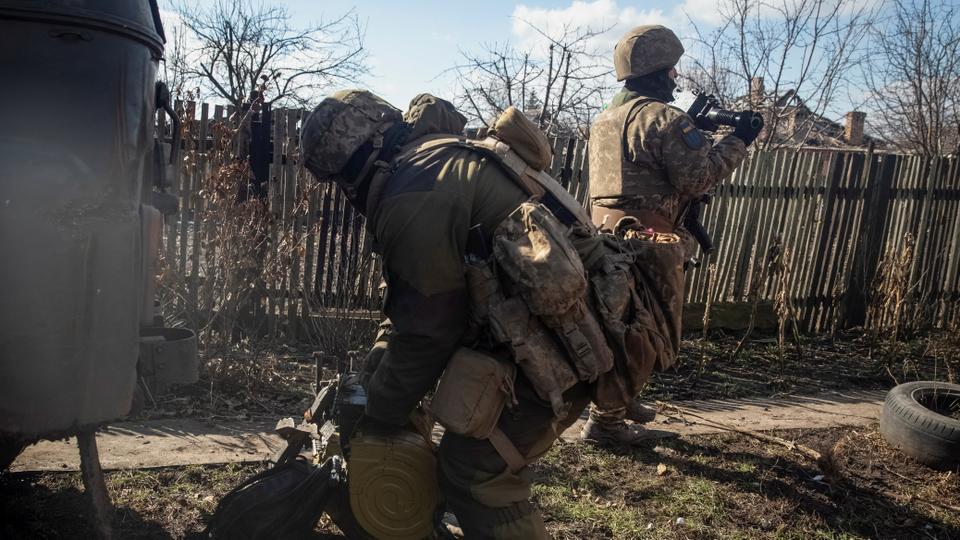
[300,90,596,539]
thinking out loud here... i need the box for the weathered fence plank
[162,105,960,335]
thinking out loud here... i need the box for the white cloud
[676,0,727,26]
[511,0,670,57]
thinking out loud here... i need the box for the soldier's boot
[580,418,676,446]
[624,399,657,424]
[438,513,464,539]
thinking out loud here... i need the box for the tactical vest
[367,133,610,411]
[588,97,678,201]
[366,109,683,470]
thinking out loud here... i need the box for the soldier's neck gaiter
[624,69,676,103]
[339,121,413,212]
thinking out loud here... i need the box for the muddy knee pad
[438,432,532,507]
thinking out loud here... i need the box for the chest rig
[588,97,679,201]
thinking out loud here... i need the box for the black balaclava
[624,67,677,103]
[338,121,413,211]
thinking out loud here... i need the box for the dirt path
[560,388,885,441]
[10,389,885,472]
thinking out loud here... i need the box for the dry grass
[867,232,919,341]
[535,425,960,539]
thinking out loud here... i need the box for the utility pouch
[489,106,553,171]
[488,296,578,417]
[584,232,685,411]
[430,347,516,439]
[493,202,586,316]
[493,202,614,387]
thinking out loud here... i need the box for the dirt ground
[2,332,957,539]
[534,426,959,539]
[2,425,957,539]
[134,330,959,423]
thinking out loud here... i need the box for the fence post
[842,147,895,327]
[909,157,940,322]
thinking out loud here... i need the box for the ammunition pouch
[431,347,516,439]
[430,346,531,473]
[488,296,579,417]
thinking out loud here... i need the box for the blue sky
[313,0,692,108]
[161,0,706,108]
[162,0,886,123]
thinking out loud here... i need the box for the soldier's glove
[733,110,764,146]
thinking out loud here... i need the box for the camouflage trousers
[439,375,590,539]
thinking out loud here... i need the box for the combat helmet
[614,25,684,81]
[301,89,402,195]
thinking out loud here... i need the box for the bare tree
[681,0,876,149]
[677,19,742,104]
[173,0,368,108]
[160,17,191,99]
[863,0,960,156]
[450,22,614,137]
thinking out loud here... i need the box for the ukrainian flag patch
[678,118,705,149]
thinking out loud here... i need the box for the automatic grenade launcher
[686,92,764,133]
[680,92,764,268]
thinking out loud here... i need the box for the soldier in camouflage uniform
[301,90,589,539]
[581,25,763,445]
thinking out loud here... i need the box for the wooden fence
[160,103,960,334]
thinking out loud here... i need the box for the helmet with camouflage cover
[300,89,402,186]
[614,25,684,81]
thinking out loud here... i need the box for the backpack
[205,457,339,540]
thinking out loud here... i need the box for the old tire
[879,381,960,471]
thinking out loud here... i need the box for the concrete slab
[10,418,283,472]
[11,389,886,472]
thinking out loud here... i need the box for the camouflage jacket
[589,89,747,228]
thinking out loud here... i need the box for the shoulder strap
[488,427,528,473]
[366,135,595,232]
[621,97,659,125]
[618,97,658,152]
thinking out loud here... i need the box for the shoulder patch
[677,118,705,149]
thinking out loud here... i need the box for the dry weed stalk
[158,87,311,357]
[867,232,916,342]
[702,263,718,339]
[829,277,845,340]
[773,247,800,372]
[734,235,783,357]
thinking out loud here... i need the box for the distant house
[738,77,885,149]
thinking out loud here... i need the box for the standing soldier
[581,25,763,445]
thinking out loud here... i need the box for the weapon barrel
[706,109,763,130]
